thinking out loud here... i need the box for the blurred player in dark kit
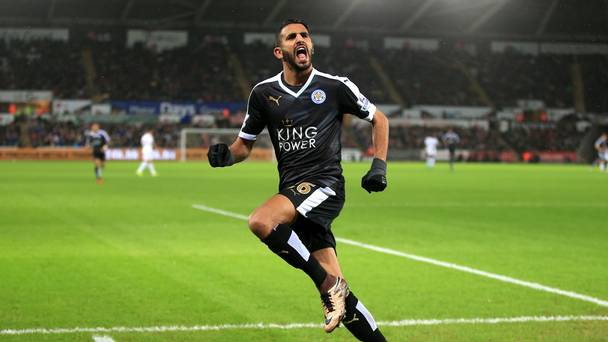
[86,123,110,184]
[442,128,460,171]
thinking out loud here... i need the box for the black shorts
[448,145,456,155]
[280,181,345,252]
[93,150,106,161]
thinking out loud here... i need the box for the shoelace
[321,293,335,313]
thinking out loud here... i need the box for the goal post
[179,128,273,162]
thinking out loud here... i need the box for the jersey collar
[277,68,317,98]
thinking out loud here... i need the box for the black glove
[207,143,234,167]
[361,158,387,193]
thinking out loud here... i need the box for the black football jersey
[239,68,376,190]
[442,131,460,146]
[86,129,110,153]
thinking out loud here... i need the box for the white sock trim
[356,301,378,331]
[287,231,310,262]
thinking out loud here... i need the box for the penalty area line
[2,316,608,335]
[192,203,608,308]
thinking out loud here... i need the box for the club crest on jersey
[311,89,326,104]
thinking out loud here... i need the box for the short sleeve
[101,130,110,144]
[239,88,267,141]
[337,78,377,122]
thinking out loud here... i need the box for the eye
[286,33,296,40]
[301,32,309,38]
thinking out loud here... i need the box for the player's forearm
[230,148,249,163]
[230,138,254,163]
[371,110,389,161]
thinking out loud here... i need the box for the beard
[282,47,313,72]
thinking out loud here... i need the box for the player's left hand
[361,158,387,193]
[208,143,234,167]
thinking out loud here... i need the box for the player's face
[275,23,314,72]
[91,124,99,132]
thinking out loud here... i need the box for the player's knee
[248,214,272,239]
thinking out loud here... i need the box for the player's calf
[261,224,352,333]
[260,223,328,289]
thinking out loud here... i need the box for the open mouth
[295,45,308,63]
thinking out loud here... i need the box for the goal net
[179,128,273,162]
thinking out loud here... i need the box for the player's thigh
[313,247,343,278]
[249,194,297,234]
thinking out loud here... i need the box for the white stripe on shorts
[296,187,336,217]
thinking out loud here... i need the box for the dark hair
[276,19,310,46]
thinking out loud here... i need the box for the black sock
[261,224,327,288]
[343,291,386,342]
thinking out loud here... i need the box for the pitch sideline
[2,315,608,335]
[191,203,608,308]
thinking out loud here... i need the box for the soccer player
[85,123,110,184]
[424,135,439,168]
[208,19,388,341]
[595,132,608,172]
[136,129,158,176]
[442,128,460,171]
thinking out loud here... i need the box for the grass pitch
[0,161,607,341]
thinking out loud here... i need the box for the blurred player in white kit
[595,132,608,172]
[424,135,439,168]
[136,129,158,176]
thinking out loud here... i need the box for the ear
[273,46,283,60]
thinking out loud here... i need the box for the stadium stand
[91,40,241,101]
[1,38,604,110]
[0,40,86,98]
[0,0,606,163]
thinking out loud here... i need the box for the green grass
[0,161,607,341]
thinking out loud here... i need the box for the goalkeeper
[208,19,388,341]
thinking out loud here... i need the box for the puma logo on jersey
[268,95,282,106]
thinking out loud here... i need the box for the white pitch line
[336,237,608,308]
[192,204,249,220]
[348,202,608,208]
[2,316,607,335]
[93,335,116,342]
[192,203,608,308]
